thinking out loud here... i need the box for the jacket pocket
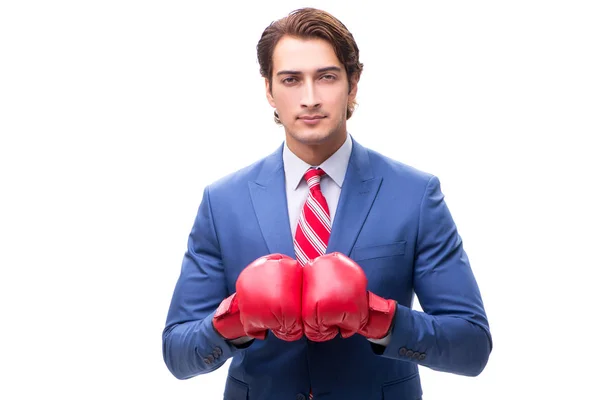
[224,375,249,400]
[382,373,422,399]
[353,241,407,261]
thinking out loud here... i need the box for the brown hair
[257,8,363,124]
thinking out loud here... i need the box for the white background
[1,1,599,399]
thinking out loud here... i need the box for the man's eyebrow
[275,66,342,76]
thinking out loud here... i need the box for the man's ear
[265,78,276,108]
[348,74,359,102]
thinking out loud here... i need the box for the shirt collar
[283,133,353,192]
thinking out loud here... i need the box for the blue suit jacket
[163,137,492,400]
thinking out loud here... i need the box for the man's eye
[321,74,336,81]
[282,77,298,84]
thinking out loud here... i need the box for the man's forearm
[380,304,492,377]
[162,311,244,379]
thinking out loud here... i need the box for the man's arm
[377,175,493,377]
[162,186,247,380]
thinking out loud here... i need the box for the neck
[286,132,347,166]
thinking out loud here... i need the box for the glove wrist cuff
[212,293,247,340]
[359,292,397,339]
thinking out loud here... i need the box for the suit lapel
[248,138,382,260]
[248,144,295,258]
[327,138,382,256]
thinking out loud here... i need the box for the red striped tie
[294,168,330,400]
[294,168,331,267]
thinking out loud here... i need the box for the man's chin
[290,132,331,146]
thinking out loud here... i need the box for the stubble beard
[287,114,346,147]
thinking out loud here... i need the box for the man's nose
[300,82,321,109]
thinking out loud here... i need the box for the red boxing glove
[302,252,397,342]
[213,254,304,341]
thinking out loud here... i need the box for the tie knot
[304,168,325,189]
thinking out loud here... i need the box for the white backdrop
[1,1,599,399]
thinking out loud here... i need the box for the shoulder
[204,145,282,197]
[361,144,436,188]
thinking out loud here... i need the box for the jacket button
[213,346,222,356]
[419,353,426,361]
[406,350,414,357]
[398,347,407,356]
[203,358,211,365]
[412,352,421,359]
[296,394,306,400]
[206,355,215,363]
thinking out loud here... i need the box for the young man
[163,7,492,400]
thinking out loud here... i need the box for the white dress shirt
[282,133,352,234]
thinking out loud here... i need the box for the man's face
[266,36,357,152]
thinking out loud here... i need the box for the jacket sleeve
[162,186,246,379]
[379,175,493,376]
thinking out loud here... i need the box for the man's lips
[298,115,326,120]
[298,115,326,125]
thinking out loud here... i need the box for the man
[163,7,492,400]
